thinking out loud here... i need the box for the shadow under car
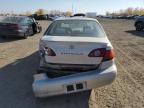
[125,30,144,38]
[0,51,93,108]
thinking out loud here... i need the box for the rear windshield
[46,20,105,37]
[1,17,24,23]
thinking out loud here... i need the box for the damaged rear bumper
[32,64,117,97]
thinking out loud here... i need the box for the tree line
[26,9,72,16]
[0,9,73,16]
[106,7,144,16]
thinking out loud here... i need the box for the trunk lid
[0,22,19,31]
[0,22,19,35]
[41,36,110,65]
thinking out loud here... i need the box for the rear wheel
[136,22,144,31]
[29,26,34,36]
[33,26,37,33]
[30,29,34,36]
[23,31,29,39]
[37,26,42,33]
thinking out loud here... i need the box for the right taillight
[88,48,115,61]
[102,49,115,61]
[44,47,56,56]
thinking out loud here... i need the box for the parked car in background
[0,16,42,39]
[135,16,144,31]
[31,18,42,33]
[73,13,86,17]
[30,14,50,20]
[86,12,97,18]
[49,15,60,21]
[33,17,117,97]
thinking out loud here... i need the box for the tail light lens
[102,50,115,61]
[88,48,105,57]
[88,48,115,61]
[44,47,56,56]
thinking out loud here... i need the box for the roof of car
[55,17,98,22]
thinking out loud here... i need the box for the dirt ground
[94,18,144,108]
[0,19,144,108]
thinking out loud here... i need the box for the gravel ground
[0,19,144,108]
[94,18,144,108]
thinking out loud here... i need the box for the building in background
[86,12,97,18]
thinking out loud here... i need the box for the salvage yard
[0,19,144,108]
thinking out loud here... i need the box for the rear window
[1,17,24,23]
[46,20,105,37]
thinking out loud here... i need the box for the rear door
[27,18,34,35]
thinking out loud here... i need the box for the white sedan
[32,17,117,97]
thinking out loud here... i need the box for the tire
[23,32,29,39]
[33,26,37,33]
[30,27,34,36]
[136,22,143,31]
[38,26,42,33]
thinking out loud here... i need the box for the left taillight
[102,49,115,61]
[44,47,56,56]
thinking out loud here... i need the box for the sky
[0,0,143,15]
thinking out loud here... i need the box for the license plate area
[64,82,86,93]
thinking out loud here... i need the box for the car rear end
[0,17,25,37]
[32,18,117,97]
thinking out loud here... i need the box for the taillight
[88,48,106,57]
[44,47,56,56]
[88,48,115,61]
[102,50,115,61]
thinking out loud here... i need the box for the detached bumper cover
[32,64,117,97]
